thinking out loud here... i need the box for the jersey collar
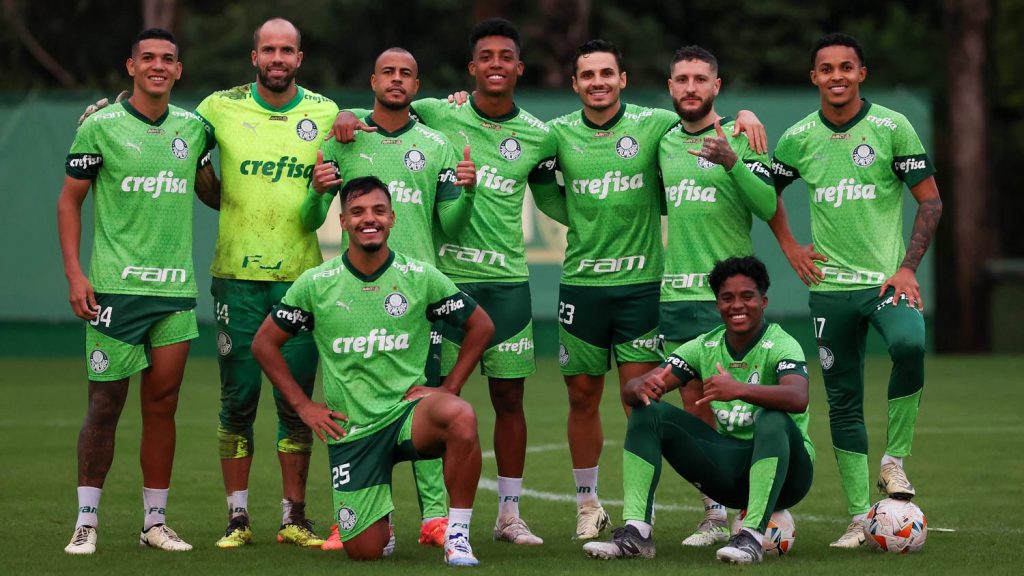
[121,100,169,126]
[680,115,734,136]
[581,102,626,130]
[818,99,871,133]
[724,322,769,361]
[469,95,520,123]
[342,249,395,282]
[365,114,417,137]
[250,83,306,113]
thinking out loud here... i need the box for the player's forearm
[436,192,475,238]
[441,308,494,395]
[299,186,334,231]
[767,194,800,250]
[194,164,221,210]
[56,185,87,279]
[729,161,777,221]
[530,180,569,226]
[737,378,808,413]
[900,180,942,272]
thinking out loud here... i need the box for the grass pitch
[3,355,1022,574]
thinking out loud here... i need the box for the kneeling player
[583,256,814,564]
[253,176,494,565]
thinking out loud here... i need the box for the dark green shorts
[328,402,421,541]
[84,293,197,381]
[660,300,721,352]
[557,282,662,375]
[441,281,534,379]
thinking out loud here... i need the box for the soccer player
[767,33,942,548]
[582,256,814,565]
[252,176,494,565]
[303,46,478,548]
[58,28,215,554]
[546,39,766,539]
[194,18,340,549]
[658,45,777,546]
[329,19,562,545]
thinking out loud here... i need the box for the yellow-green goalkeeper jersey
[196,84,339,281]
[772,100,935,291]
[665,323,814,461]
[410,97,559,283]
[659,117,775,302]
[304,115,472,264]
[548,103,679,286]
[272,250,477,444]
[65,101,214,297]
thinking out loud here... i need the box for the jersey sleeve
[771,132,801,191]
[299,139,340,231]
[272,272,316,334]
[728,130,777,220]
[434,142,475,237]
[409,98,447,126]
[890,115,935,187]
[65,120,103,180]
[529,126,569,225]
[770,332,808,379]
[652,107,682,135]
[424,266,478,327]
[663,337,703,383]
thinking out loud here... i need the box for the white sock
[573,466,599,506]
[447,508,473,539]
[740,527,764,546]
[142,487,168,530]
[76,486,102,528]
[497,476,522,519]
[852,513,867,524]
[882,454,904,468]
[701,493,727,521]
[625,520,652,538]
[227,490,248,519]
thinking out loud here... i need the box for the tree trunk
[945,0,995,351]
[143,0,178,31]
[531,0,592,88]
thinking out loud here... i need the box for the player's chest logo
[384,292,409,317]
[851,143,876,167]
[499,137,522,161]
[296,118,319,141]
[695,155,716,169]
[404,149,427,171]
[616,135,639,159]
[171,137,189,160]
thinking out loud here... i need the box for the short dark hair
[573,39,624,75]
[469,18,521,56]
[709,256,771,296]
[253,18,302,50]
[132,28,177,57]
[669,45,718,76]
[811,32,865,68]
[340,176,391,210]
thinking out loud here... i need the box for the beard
[375,90,412,111]
[257,66,295,93]
[674,94,715,123]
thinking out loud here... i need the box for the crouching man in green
[583,256,813,564]
[252,176,494,565]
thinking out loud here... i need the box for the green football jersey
[196,84,339,282]
[311,116,467,264]
[772,100,935,292]
[659,117,775,302]
[272,250,477,444]
[410,97,559,283]
[548,104,678,286]
[666,323,814,461]
[66,101,214,297]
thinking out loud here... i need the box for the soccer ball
[730,509,796,556]
[863,498,927,553]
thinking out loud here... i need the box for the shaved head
[254,18,301,49]
[375,47,415,68]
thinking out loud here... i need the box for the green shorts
[328,402,422,541]
[558,282,662,376]
[660,300,721,352]
[441,281,534,379]
[84,293,197,382]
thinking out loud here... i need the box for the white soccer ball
[863,498,927,553]
[730,509,796,556]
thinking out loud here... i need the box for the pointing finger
[715,117,726,139]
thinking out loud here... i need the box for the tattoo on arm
[900,197,942,271]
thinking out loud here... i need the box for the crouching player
[583,256,814,564]
[252,176,493,565]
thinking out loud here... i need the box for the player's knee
[277,433,313,455]
[218,426,254,459]
[489,379,525,414]
[752,409,788,437]
[444,398,478,441]
[566,383,601,414]
[888,332,925,364]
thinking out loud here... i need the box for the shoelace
[447,534,471,553]
[71,527,92,545]
[152,525,184,542]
